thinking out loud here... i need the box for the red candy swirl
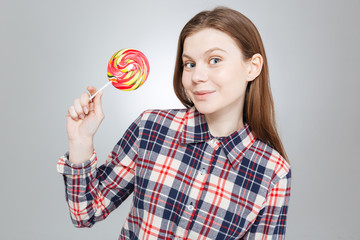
[107,48,150,91]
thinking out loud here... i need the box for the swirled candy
[107,48,150,91]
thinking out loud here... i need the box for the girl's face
[182,28,252,118]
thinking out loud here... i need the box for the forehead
[183,28,241,55]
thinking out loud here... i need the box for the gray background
[1,0,359,239]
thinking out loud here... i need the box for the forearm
[57,152,99,227]
[64,172,97,228]
[68,138,94,164]
[59,111,142,228]
[58,152,136,228]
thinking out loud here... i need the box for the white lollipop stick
[89,81,113,101]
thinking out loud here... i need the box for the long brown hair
[173,7,289,162]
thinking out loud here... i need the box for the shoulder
[140,108,189,124]
[134,108,190,133]
[247,138,290,180]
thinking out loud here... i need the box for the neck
[205,109,244,137]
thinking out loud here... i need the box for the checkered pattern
[57,107,291,239]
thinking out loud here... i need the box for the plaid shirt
[57,107,291,240]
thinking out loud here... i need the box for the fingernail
[84,107,88,114]
[79,114,85,119]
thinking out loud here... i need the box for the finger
[73,98,85,119]
[68,106,79,120]
[87,86,98,97]
[89,102,94,112]
[93,91,104,117]
[80,92,90,115]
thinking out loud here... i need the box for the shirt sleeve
[243,170,291,240]
[57,113,142,228]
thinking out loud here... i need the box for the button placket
[175,139,221,239]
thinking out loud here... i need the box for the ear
[246,53,263,82]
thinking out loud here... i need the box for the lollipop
[89,48,150,100]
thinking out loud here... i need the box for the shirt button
[200,168,206,175]
[188,203,194,211]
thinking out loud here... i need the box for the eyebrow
[182,47,227,59]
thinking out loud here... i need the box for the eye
[209,57,221,65]
[184,62,195,69]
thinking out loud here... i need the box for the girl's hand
[66,86,104,163]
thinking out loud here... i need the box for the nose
[191,63,208,83]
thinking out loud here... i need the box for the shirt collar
[178,107,212,144]
[220,124,256,169]
[178,107,256,169]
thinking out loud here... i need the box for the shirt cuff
[57,151,97,175]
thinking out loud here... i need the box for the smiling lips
[193,90,216,100]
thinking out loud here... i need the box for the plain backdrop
[1,0,359,239]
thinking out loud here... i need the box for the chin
[193,103,217,115]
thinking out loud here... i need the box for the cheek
[181,77,186,89]
[215,69,248,93]
[231,66,248,85]
[181,74,190,89]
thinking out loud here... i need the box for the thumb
[93,90,104,116]
[87,86,97,97]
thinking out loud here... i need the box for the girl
[58,6,291,239]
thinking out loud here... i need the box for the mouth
[193,90,216,100]
[194,90,216,95]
